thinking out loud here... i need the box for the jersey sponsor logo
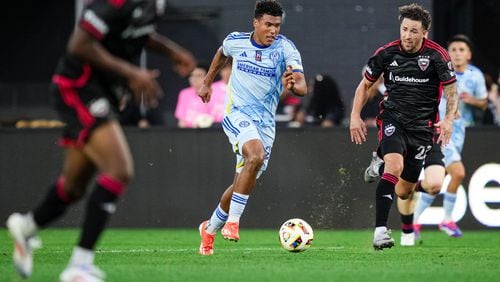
[122,24,155,38]
[384,123,395,136]
[236,61,276,77]
[255,50,262,62]
[390,60,398,67]
[391,74,430,84]
[418,56,430,71]
[239,120,250,127]
[89,98,110,118]
[239,51,248,57]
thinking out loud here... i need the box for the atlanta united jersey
[365,38,456,134]
[439,64,488,127]
[54,0,164,90]
[222,32,304,126]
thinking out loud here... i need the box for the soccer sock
[443,192,457,222]
[401,214,414,234]
[69,246,94,266]
[414,192,436,222]
[33,177,72,227]
[227,192,249,223]
[206,204,228,234]
[375,173,398,227]
[78,174,124,250]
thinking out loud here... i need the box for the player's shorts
[423,143,445,168]
[377,118,433,183]
[52,65,119,148]
[222,110,275,179]
[442,121,465,167]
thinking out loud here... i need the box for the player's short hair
[398,3,432,30]
[448,34,473,52]
[254,0,283,19]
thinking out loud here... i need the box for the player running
[197,0,307,256]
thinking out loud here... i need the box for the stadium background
[0,0,499,230]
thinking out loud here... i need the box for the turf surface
[1,228,499,281]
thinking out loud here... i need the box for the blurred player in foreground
[6,0,195,281]
[197,0,307,256]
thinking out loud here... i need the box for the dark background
[1,0,498,125]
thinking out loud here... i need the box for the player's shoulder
[275,34,298,50]
[422,39,450,60]
[373,39,400,56]
[467,64,483,74]
[225,31,252,41]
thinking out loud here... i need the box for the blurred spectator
[483,73,500,126]
[292,74,345,127]
[175,62,228,128]
[119,95,165,128]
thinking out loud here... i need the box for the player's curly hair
[398,3,432,30]
[254,0,283,19]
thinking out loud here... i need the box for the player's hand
[435,118,453,145]
[350,116,367,144]
[282,66,295,91]
[127,68,163,108]
[197,83,212,103]
[172,50,196,77]
[460,92,474,105]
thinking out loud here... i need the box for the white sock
[414,193,436,223]
[206,204,228,234]
[69,246,94,266]
[443,192,457,222]
[227,192,249,223]
[24,213,38,237]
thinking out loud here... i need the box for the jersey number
[415,145,432,160]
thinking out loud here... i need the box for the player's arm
[436,82,458,145]
[350,77,375,144]
[198,47,229,103]
[67,26,162,106]
[145,33,196,77]
[283,67,307,96]
[460,93,488,110]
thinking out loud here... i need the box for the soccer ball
[279,218,314,252]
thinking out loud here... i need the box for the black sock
[378,162,385,176]
[401,214,414,233]
[33,180,72,227]
[78,176,123,250]
[375,173,398,227]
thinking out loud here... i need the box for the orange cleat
[221,221,240,242]
[198,220,215,256]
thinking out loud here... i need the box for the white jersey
[439,64,488,127]
[222,32,304,127]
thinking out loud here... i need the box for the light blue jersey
[222,32,304,127]
[220,31,304,177]
[439,64,487,165]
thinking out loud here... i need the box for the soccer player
[6,0,195,281]
[350,3,458,250]
[411,34,488,237]
[197,0,307,256]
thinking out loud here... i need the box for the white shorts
[221,110,275,178]
[443,122,465,167]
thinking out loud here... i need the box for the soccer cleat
[221,221,240,242]
[60,264,105,282]
[400,232,415,246]
[6,213,40,279]
[438,221,463,237]
[198,220,215,256]
[413,223,421,241]
[364,152,384,183]
[373,228,395,251]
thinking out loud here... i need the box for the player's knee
[384,162,403,176]
[396,191,411,200]
[245,153,265,168]
[426,182,442,195]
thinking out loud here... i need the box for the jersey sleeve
[473,70,488,100]
[365,49,385,82]
[222,32,245,57]
[282,38,304,73]
[434,52,456,85]
[79,0,130,41]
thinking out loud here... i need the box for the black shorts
[376,118,433,183]
[423,143,445,168]
[52,66,119,148]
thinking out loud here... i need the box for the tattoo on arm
[443,83,458,118]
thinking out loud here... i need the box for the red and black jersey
[53,0,165,94]
[364,38,456,133]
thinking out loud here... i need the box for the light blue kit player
[417,35,488,237]
[196,0,308,256]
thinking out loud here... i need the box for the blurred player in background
[350,3,458,250]
[197,0,307,256]
[6,0,194,281]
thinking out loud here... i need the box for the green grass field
[1,228,500,282]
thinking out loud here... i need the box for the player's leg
[61,120,133,281]
[6,149,95,279]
